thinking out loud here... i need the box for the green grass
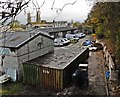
[0,82,25,95]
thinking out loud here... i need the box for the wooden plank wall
[23,64,63,91]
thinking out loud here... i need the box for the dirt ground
[57,50,107,96]
[87,50,106,95]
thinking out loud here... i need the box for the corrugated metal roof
[37,27,76,33]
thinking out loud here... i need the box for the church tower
[36,10,41,23]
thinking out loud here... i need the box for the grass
[0,81,25,95]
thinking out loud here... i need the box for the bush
[97,33,105,39]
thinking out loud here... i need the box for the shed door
[6,68,17,81]
[42,67,50,89]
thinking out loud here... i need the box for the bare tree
[0,0,31,25]
[51,0,78,21]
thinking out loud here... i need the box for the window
[37,37,43,49]
[37,42,42,49]
[73,36,76,38]
[0,47,11,55]
[61,39,64,42]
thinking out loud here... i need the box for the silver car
[76,33,86,38]
[65,34,79,40]
[54,38,70,47]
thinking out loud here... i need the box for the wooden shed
[23,47,89,91]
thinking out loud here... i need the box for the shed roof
[26,47,88,69]
[0,30,53,49]
[37,27,77,33]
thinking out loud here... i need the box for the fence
[100,42,115,80]
[23,64,63,91]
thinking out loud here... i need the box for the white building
[0,30,54,81]
[53,21,68,27]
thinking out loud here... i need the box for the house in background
[26,11,53,28]
[26,11,68,29]
[53,21,68,27]
[0,30,54,81]
[31,21,53,28]
[37,27,77,38]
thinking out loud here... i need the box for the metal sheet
[6,68,17,82]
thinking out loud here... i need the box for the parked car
[63,38,70,44]
[74,30,86,38]
[54,38,70,47]
[65,34,79,41]
[82,40,93,46]
[89,46,97,51]
[74,30,79,33]
[91,43,103,50]
[76,33,86,38]
[82,40,97,51]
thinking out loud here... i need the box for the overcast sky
[16,0,93,24]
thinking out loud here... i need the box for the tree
[0,0,31,25]
[73,22,81,27]
[86,2,120,82]
[27,12,31,24]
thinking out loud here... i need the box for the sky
[16,0,94,24]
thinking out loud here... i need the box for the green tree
[86,2,120,81]
[9,20,21,28]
